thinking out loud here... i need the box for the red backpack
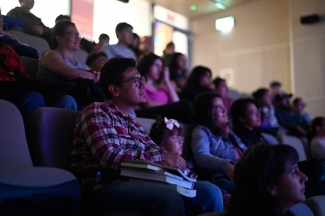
[0,42,29,82]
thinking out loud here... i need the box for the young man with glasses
[71,57,223,215]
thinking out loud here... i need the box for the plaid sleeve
[78,103,163,170]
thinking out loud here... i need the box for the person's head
[98,33,110,45]
[212,77,228,99]
[100,56,146,107]
[137,53,164,82]
[230,98,261,131]
[52,21,82,50]
[19,0,34,11]
[86,51,109,72]
[164,42,175,54]
[252,88,273,107]
[270,81,282,95]
[169,53,186,71]
[55,15,71,24]
[150,116,183,155]
[130,33,140,49]
[193,92,228,130]
[274,93,293,108]
[186,66,212,88]
[311,117,325,138]
[139,36,152,53]
[292,97,306,113]
[115,22,133,46]
[228,144,308,215]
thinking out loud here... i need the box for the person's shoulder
[192,125,211,134]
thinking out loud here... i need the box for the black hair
[307,117,325,142]
[149,115,182,146]
[230,98,259,131]
[212,77,226,89]
[52,21,76,49]
[186,66,212,87]
[136,52,163,78]
[100,56,136,98]
[292,97,302,106]
[99,33,109,41]
[192,92,224,134]
[252,88,269,101]
[169,52,185,69]
[55,14,71,23]
[227,144,299,216]
[115,22,133,38]
[270,81,282,88]
[166,42,175,48]
[86,51,107,67]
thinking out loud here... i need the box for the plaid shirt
[70,100,165,194]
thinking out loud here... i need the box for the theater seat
[281,135,307,161]
[0,99,81,216]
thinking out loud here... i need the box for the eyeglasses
[63,31,83,39]
[166,136,184,143]
[213,105,226,113]
[120,76,145,88]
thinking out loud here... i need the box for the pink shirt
[144,85,169,104]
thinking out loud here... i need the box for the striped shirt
[70,100,165,194]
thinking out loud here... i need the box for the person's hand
[162,152,187,172]
[162,66,170,83]
[32,25,44,35]
[93,71,100,82]
[225,163,234,181]
[5,32,21,43]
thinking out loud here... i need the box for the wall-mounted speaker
[300,14,320,24]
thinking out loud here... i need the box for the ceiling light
[216,2,226,10]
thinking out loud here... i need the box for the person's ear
[270,185,278,196]
[55,35,63,44]
[108,85,120,97]
[316,125,322,134]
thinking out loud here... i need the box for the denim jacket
[191,125,247,177]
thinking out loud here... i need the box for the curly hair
[136,53,163,78]
[149,116,182,146]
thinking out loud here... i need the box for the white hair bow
[164,117,180,130]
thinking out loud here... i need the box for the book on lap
[121,159,196,182]
[120,168,194,189]
[129,178,197,198]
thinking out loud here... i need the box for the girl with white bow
[149,116,197,179]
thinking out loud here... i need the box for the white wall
[93,0,151,43]
[1,0,70,28]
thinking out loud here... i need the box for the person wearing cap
[274,93,309,155]
[269,81,282,104]
[292,97,311,132]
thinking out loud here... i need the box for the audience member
[0,9,38,58]
[94,33,109,51]
[7,0,52,44]
[292,97,311,131]
[212,77,233,112]
[36,21,99,82]
[180,66,214,103]
[139,36,152,57]
[36,21,104,107]
[253,88,282,136]
[230,98,267,147]
[128,32,140,59]
[162,41,175,67]
[270,80,282,103]
[101,22,136,61]
[136,53,179,108]
[86,51,109,72]
[70,57,223,216]
[192,92,247,194]
[308,117,325,159]
[149,116,197,178]
[227,144,308,216]
[169,52,188,90]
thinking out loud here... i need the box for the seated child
[149,116,196,179]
